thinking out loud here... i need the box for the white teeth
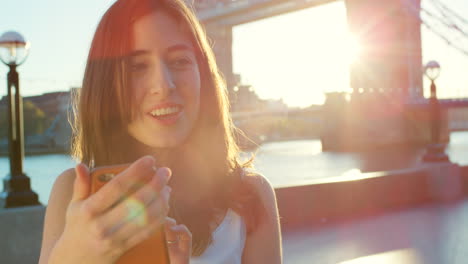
[150,107,179,117]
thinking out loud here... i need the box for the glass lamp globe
[0,31,30,66]
[424,61,441,81]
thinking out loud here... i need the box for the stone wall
[0,163,464,263]
[0,206,45,264]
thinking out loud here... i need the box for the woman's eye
[131,62,148,72]
[170,57,193,69]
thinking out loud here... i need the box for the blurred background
[1,0,468,263]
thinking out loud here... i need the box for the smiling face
[127,11,201,152]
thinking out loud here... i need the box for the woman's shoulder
[57,168,77,181]
[54,168,77,191]
[39,168,77,263]
[48,168,77,205]
[44,167,77,228]
[241,170,277,213]
[238,169,281,263]
[242,170,274,193]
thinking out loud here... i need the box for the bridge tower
[321,0,449,151]
[204,24,236,100]
[346,0,423,99]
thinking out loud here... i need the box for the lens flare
[125,197,148,227]
[339,248,422,264]
[346,33,362,65]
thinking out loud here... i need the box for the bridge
[194,0,336,25]
[192,0,468,150]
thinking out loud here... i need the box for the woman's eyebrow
[128,44,193,58]
[166,44,194,54]
[128,50,151,57]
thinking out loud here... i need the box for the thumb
[71,163,91,202]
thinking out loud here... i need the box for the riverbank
[0,148,67,157]
[2,132,467,205]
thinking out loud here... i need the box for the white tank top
[190,208,247,264]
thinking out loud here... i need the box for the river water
[1,131,467,204]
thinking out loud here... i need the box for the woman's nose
[149,62,176,97]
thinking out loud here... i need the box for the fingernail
[158,168,172,183]
[165,168,172,181]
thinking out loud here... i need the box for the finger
[165,217,177,227]
[85,156,157,214]
[169,224,192,253]
[104,185,171,242]
[71,163,91,202]
[122,216,166,252]
[158,167,172,185]
[95,177,170,236]
[170,224,192,241]
[164,217,178,242]
[152,167,172,191]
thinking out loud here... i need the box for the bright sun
[233,1,361,107]
[346,33,361,65]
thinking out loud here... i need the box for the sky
[233,1,354,107]
[0,0,115,96]
[1,0,467,108]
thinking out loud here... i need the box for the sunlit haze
[233,1,357,107]
[1,0,467,108]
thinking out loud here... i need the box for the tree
[0,100,49,139]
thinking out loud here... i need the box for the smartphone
[90,164,171,264]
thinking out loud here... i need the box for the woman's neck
[128,136,174,165]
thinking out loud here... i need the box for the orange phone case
[90,164,170,264]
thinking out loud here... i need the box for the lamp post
[422,60,449,162]
[0,31,40,207]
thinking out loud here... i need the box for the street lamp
[0,31,40,207]
[422,60,449,162]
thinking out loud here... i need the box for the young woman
[38,0,282,263]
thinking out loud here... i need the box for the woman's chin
[144,137,184,151]
[150,141,179,149]
[127,134,181,156]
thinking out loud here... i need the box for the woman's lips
[149,111,182,126]
[148,104,183,126]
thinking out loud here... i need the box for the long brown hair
[71,0,264,256]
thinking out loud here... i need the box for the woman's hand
[48,156,172,264]
[165,217,192,264]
